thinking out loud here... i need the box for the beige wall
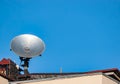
[13,73,119,84]
[102,75,118,84]
[20,74,102,84]
[0,76,8,84]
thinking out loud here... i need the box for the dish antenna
[10,34,45,75]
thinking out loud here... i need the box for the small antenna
[60,67,62,73]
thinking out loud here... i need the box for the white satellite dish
[10,34,45,75]
[11,34,45,58]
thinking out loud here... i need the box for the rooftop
[0,59,119,82]
[9,68,120,84]
[10,68,120,82]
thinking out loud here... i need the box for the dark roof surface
[84,68,119,73]
[30,68,120,76]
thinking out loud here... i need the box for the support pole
[24,59,29,75]
[19,57,31,76]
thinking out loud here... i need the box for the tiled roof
[0,58,10,65]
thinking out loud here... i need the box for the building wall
[0,58,20,80]
[11,73,120,84]
[102,75,118,84]
[0,76,8,84]
[19,74,103,84]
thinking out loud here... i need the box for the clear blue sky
[0,0,120,73]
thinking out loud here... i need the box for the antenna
[10,34,45,76]
[60,67,62,73]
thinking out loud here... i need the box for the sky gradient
[0,0,120,73]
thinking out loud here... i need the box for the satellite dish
[10,34,45,75]
[11,34,45,58]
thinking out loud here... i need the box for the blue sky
[0,0,120,73]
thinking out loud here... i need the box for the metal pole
[24,59,29,75]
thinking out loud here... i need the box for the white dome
[11,34,45,58]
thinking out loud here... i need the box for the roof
[10,68,120,84]
[14,68,120,82]
[31,68,119,75]
[0,58,17,66]
[0,58,10,65]
[84,68,119,73]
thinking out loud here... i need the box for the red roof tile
[0,58,10,65]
